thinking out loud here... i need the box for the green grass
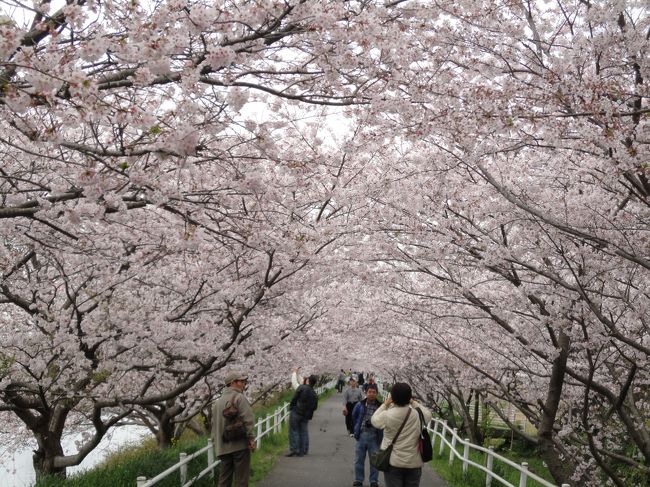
[35,435,214,487]
[250,423,289,486]
[429,437,556,487]
[36,384,335,486]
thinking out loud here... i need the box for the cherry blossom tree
[356,2,649,485]
[1,0,648,485]
[0,0,413,478]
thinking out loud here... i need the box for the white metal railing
[429,419,570,487]
[136,380,336,487]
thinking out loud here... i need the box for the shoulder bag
[370,408,412,472]
[222,400,248,442]
[416,407,433,462]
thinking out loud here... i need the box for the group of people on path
[337,368,373,393]
[211,368,431,487]
[343,376,431,487]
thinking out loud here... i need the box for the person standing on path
[343,377,364,436]
[286,374,319,457]
[212,372,257,487]
[288,368,310,454]
[371,382,432,487]
[351,384,383,487]
[337,369,347,393]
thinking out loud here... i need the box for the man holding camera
[351,384,383,487]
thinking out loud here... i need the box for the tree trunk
[441,392,458,429]
[473,393,480,434]
[454,390,484,446]
[156,416,175,449]
[537,331,577,484]
[143,400,185,449]
[33,431,67,480]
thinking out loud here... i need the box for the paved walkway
[256,391,449,487]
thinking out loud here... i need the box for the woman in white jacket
[371,383,432,487]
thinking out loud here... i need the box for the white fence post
[438,420,447,456]
[179,452,188,485]
[449,428,458,466]
[519,462,528,487]
[256,420,263,449]
[462,439,470,476]
[274,409,280,433]
[485,446,494,487]
[431,421,438,451]
[266,413,271,436]
[207,438,215,479]
[136,476,147,487]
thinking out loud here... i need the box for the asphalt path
[255,391,449,487]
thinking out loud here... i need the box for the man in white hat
[212,371,256,487]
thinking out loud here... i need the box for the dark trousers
[218,448,251,487]
[345,402,356,433]
[289,410,310,455]
[384,465,422,487]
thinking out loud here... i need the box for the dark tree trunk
[454,390,484,446]
[473,392,480,433]
[441,392,458,429]
[537,332,577,484]
[33,435,67,481]
[143,400,185,449]
[156,415,175,449]
[29,406,69,481]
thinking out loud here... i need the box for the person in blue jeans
[371,383,432,487]
[351,384,383,487]
[286,374,318,457]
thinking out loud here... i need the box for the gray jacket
[343,387,363,404]
[211,386,255,456]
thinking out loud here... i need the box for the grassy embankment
[429,435,556,487]
[36,386,335,487]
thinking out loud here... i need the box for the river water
[0,426,151,487]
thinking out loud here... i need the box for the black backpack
[291,385,318,419]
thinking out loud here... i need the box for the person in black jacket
[286,374,318,457]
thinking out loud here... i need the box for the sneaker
[285,452,298,457]
[349,433,355,438]
[370,483,379,487]
[353,482,362,487]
